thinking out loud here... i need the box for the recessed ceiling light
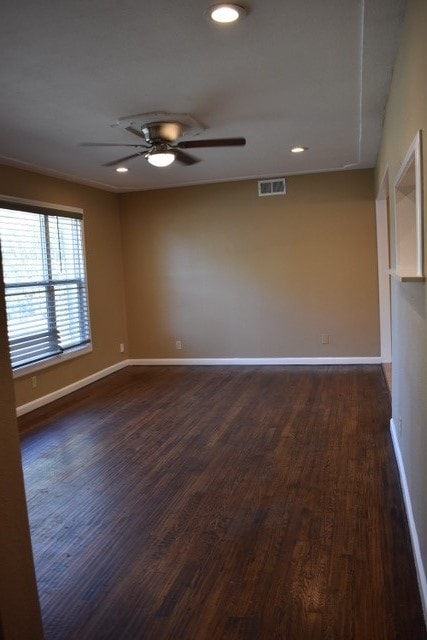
[116,166,128,172]
[291,146,308,153]
[209,3,246,23]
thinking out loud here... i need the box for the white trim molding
[16,360,130,417]
[390,418,427,624]
[129,357,382,366]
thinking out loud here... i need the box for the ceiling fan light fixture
[209,3,246,23]
[146,149,176,167]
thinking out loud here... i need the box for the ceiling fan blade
[80,142,147,148]
[177,137,246,149]
[174,149,200,165]
[103,152,145,167]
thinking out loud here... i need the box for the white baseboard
[390,418,427,625]
[16,360,130,417]
[129,356,382,366]
[15,356,381,416]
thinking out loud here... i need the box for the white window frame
[392,130,424,281]
[0,195,92,378]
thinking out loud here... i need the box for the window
[392,130,425,281]
[0,199,91,373]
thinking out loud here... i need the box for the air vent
[258,178,286,197]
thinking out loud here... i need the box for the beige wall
[0,263,44,639]
[376,0,427,617]
[0,165,128,408]
[121,170,380,359]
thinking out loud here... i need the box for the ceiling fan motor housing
[141,121,183,143]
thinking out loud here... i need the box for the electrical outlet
[175,340,183,350]
[31,376,37,389]
[321,334,329,344]
[119,343,125,353]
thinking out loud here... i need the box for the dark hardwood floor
[19,365,426,639]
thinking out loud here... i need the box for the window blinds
[0,204,91,370]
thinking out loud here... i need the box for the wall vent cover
[258,178,286,197]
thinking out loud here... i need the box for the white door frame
[375,168,392,363]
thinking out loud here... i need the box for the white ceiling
[0,0,406,192]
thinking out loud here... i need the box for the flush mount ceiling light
[115,166,128,173]
[146,147,175,167]
[209,3,246,23]
[291,146,308,153]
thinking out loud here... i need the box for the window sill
[12,343,92,379]
[389,270,425,282]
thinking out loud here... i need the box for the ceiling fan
[82,121,246,168]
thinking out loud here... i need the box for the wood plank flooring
[19,365,426,640]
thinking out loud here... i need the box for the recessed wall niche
[392,130,424,281]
